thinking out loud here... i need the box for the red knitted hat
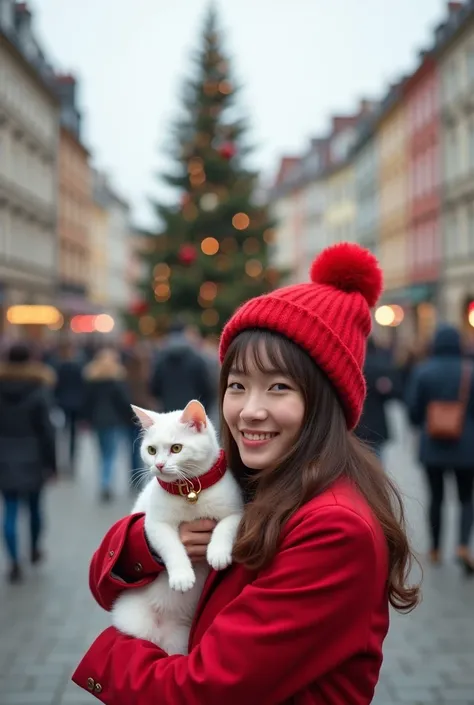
[219,242,383,429]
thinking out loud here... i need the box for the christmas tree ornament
[200,193,219,211]
[178,244,198,266]
[218,141,236,160]
[130,299,149,316]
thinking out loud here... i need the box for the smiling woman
[72,243,420,705]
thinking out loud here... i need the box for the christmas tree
[133,6,279,337]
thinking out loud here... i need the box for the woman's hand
[179,519,217,563]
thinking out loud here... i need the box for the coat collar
[0,362,55,386]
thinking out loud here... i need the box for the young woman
[72,243,420,705]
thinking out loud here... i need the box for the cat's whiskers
[131,467,152,489]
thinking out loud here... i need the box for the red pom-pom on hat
[310,242,383,308]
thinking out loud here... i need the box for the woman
[406,323,474,575]
[0,343,57,583]
[72,243,420,704]
[122,346,154,491]
[82,347,132,503]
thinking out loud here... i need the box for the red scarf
[157,450,227,503]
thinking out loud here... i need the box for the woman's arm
[89,514,164,611]
[73,506,382,705]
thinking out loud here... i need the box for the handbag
[426,362,472,440]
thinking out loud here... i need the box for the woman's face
[223,346,305,472]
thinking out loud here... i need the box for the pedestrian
[72,243,420,705]
[122,346,154,491]
[355,337,395,460]
[406,323,474,575]
[52,341,85,475]
[82,347,132,503]
[0,343,57,583]
[150,319,213,413]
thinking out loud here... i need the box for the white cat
[111,400,243,655]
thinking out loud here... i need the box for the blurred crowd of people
[0,320,219,583]
[1,316,473,584]
[356,323,474,577]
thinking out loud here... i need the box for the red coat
[72,478,390,704]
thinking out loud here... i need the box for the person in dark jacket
[355,338,394,459]
[82,348,132,503]
[0,344,57,583]
[150,321,213,413]
[407,324,474,575]
[53,342,85,473]
[122,347,154,491]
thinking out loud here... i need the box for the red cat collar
[157,450,227,503]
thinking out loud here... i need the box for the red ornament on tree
[130,299,149,316]
[218,141,236,160]
[179,244,198,266]
[181,192,191,208]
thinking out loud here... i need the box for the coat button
[87,677,95,691]
[94,683,103,694]
[109,550,115,558]
[134,562,143,572]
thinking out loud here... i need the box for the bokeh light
[201,237,219,255]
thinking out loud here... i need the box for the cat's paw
[207,542,233,571]
[168,569,196,593]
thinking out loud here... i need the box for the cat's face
[132,400,219,482]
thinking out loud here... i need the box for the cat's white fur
[111,400,243,655]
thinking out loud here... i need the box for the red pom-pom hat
[219,242,383,429]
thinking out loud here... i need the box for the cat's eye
[147,445,157,455]
[170,444,183,454]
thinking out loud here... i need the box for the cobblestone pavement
[0,405,473,705]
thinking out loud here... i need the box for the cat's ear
[131,405,155,429]
[180,400,207,432]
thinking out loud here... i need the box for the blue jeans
[2,491,42,563]
[96,427,122,491]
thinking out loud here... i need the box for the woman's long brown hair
[220,329,421,613]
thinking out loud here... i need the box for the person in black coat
[52,342,85,473]
[355,338,394,460]
[406,323,474,575]
[82,348,132,503]
[150,321,213,413]
[0,344,57,583]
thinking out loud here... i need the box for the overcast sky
[32,0,446,227]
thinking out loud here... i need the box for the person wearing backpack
[407,323,474,576]
[0,344,57,583]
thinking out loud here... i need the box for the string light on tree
[200,193,219,211]
[218,80,233,95]
[201,237,219,255]
[199,281,218,302]
[155,283,171,302]
[263,228,275,244]
[245,259,263,277]
[221,236,238,254]
[153,263,171,280]
[232,212,250,230]
[201,308,219,327]
[243,237,260,255]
